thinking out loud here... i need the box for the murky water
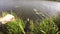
[0,0,60,19]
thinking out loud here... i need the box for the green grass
[4,18,26,34]
[1,11,60,34]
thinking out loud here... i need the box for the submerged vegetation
[0,11,60,34]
